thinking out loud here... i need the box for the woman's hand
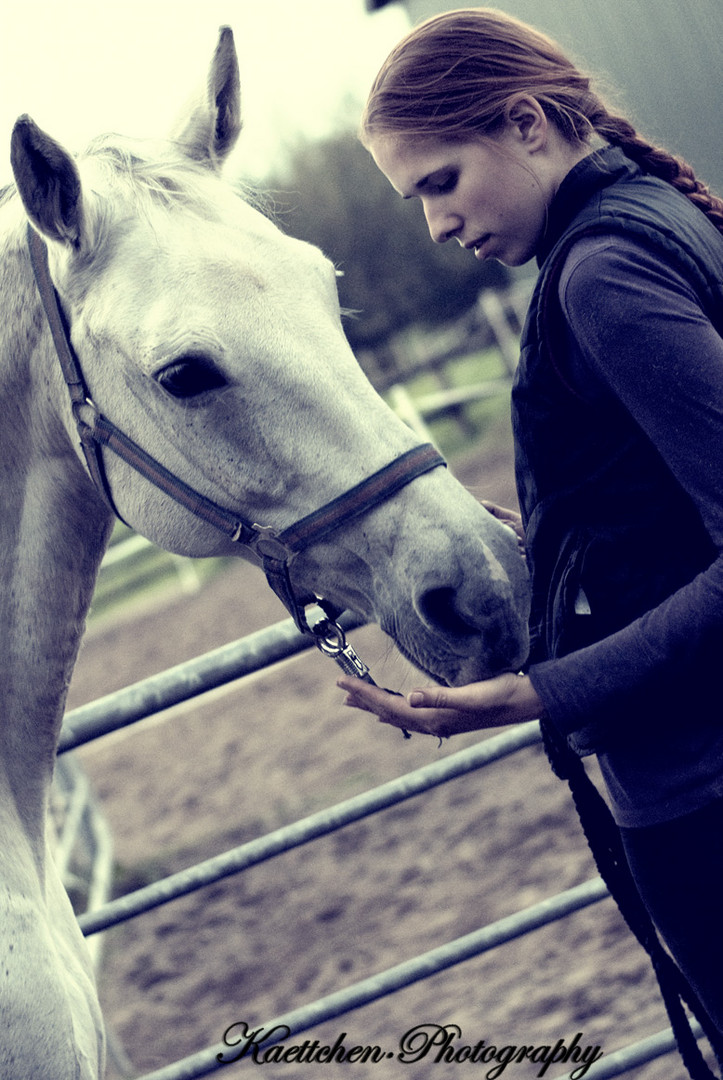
[481,500,526,559]
[337,673,544,741]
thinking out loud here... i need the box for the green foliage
[90,527,226,623]
[387,344,512,457]
[260,131,509,354]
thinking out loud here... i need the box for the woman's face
[369,117,576,267]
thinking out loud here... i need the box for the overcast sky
[0,0,409,185]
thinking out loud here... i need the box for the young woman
[338,8,723,1075]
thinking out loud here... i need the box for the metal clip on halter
[313,618,373,680]
[312,618,411,739]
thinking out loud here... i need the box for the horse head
[10,27,529,688]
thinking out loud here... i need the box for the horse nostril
[417,587,479,637]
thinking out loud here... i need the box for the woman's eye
[435,173,457,194]
[156,358,228,399]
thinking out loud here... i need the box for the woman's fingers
[337,678,456,738]
[338,673,543,738]
[406,684,490,711]
[480,500,526,555]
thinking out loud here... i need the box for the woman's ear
[505,95,548,150]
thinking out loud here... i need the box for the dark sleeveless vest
[512,148,723,666]
[512,152,723,1078]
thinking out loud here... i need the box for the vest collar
[536,147,640,267]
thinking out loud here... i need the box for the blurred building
[365,0,723,191]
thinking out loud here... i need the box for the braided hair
[361,7,723,234]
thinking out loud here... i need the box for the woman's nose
[423,203,462,244]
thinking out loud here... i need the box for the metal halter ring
[312,617,412,739]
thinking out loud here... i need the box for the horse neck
[0,211,113,861]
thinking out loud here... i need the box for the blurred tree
[259,130,509,357]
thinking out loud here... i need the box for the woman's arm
[528,233,723,743]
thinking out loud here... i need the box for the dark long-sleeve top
[527,231,723,826]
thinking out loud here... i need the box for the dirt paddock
[65,433,700,1079]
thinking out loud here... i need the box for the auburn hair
[361,8,723,233]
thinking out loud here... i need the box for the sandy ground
[64,433,707,1080]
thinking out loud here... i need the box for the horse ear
[11,116,87,249]
[172,25,242,169]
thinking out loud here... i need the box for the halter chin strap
[27,225,446,633]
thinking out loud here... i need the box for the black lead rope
[540,720,723,1079]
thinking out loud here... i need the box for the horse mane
[82,134,264,222]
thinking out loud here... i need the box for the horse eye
[156,357,227,399]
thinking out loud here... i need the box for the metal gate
[58,613,708,1080]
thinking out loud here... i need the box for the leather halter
[27,226,446,634]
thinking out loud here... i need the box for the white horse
[0,27,529,1079]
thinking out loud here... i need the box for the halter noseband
[27,226,446,636]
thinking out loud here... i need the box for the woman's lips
[468,234,492,259]
[473,235,490,258]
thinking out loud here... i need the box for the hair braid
[589,105,723,233]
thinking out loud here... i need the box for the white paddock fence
[55,612,710,1080]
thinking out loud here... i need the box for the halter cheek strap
[27,225,446,634]
[27,227,122,517]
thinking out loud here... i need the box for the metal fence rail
[78,721,542,936]
[137,878,611,1080]
[52,754,114,967]
[65,615,709,1080]
[59,611,365,754]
